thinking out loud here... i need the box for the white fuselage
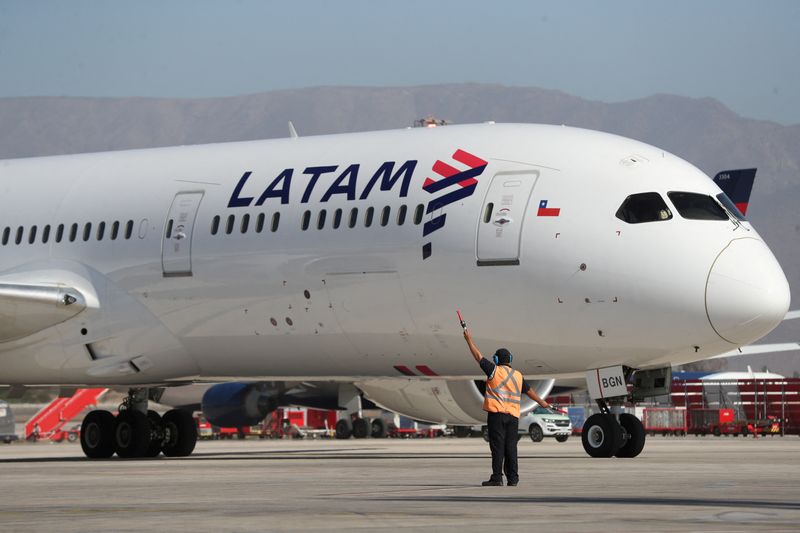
[0,124,790,386]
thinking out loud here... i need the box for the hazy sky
[1,1,798,124]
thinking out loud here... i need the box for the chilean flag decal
[537,200,560,217]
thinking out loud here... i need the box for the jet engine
[200,382,279,427]
[354,378,555,425]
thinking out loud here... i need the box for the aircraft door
[162,191,204,277]
[477,171,539,265]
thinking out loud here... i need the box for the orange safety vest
[483,365,523,418]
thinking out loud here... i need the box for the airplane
[0,122,791,460]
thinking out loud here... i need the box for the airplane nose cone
[706,238,791,345]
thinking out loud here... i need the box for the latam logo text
[228,160,418,208]
[421,149,487,259]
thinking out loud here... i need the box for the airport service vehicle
[523,406,572,442]
[0,401,18,443]
[0,123,791,460]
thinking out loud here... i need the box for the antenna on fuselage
[288,121,299,139]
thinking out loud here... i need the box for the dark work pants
[487,411,519,483]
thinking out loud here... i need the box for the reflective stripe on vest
[483,365,523,417]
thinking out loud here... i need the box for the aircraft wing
[786,310,800,320]
[0,282,87,343]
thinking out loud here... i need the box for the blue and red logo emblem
[421,149,487,259]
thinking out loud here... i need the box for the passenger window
[364,207,374,227]
[256,213,265,233]
[70,223,79,242]
[15,226,23,245]
[333,208,343,229]
[96,222,105,241]
[317,209,327,230]
[210,216,220,236]
[226,215,235,235]
[668,192,728,221]
[110,221,120,240]
[241,213,250,234]
[716,193,746,221]
[616,193,672,224]
[166,219,174,239]
[348,208,358,228]
[125,220,134,240]
[42,225,50,244]
[380,206,390,227]
[28,226,37,244]
[397,205,407,225]
[301,210,311,231]
[83,223,92,242]
[271,212,280,232]
[2,227,9,245]
[413,204,424,225]
[56,224,64,243]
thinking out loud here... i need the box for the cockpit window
[715,192,747,221]
[615,192,673,224]
[667,192,728,221]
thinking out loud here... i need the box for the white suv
[521,406,572,442]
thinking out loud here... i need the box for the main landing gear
[80,388,197,459]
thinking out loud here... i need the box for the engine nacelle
[355,378,555,425]
[201,382,278,427]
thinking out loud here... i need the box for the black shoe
[507,481,518,486]
[482,479,503,486]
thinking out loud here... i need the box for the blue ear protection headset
[493,349,513,365]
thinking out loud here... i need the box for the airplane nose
[706,238,791,345]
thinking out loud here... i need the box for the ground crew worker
[463,328,554,486]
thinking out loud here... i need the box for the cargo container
[643,408,687,436]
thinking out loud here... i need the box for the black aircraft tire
[114,410,152,458]
[143,411,163,457]
[615,413,646,458]
[529,424,544,443]
[370,418,388,438]
[335,419,352,439]
[162,409,197,457]
[80,410,116,459]
[581,414,622,458]
[352,417,370,439]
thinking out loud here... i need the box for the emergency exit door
[162,191,204,277]
[476,171,539,266]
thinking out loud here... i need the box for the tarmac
[1,436,799,532]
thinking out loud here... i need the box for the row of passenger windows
[210,204,427,235]
[616,191,741,224]
[300,204,424,231]
[1,221,137,246]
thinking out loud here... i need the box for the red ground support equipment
[25,388,107,441]
[643,408,687,436]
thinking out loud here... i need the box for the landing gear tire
[161,409,197,457]
[370,418,388,439]
[143,411,163,457]
[335,418,352,439]
[114,410,152,458]
[352,417,370,439]
[80,410,116,459]
[581,414,622,458]
[555,434,569,443]
[529,424,544,443]
[614,413,646,458]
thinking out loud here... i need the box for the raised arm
[463,328,483,364]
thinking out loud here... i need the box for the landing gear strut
[79,388,197,459]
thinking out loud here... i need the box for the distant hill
[0,84,797,371]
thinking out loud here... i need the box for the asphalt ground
[1,436,799,532]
